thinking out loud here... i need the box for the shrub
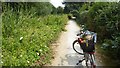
[2,9,68,66]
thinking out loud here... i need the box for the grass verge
[2,10,68,66]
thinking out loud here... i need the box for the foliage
[64,2,120,61]
[2,2,68,66]
[2,2,54,16]
[79,2,120,60]
[63,2,84,14]
[56,6,64,14]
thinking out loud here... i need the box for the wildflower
[45,45,47,48]
[27,60,30,63]
[20,37,23,43]
[1,55,3,57]
[20,37,23,40]
[37,52,39,55]
[20,55,22,57]
[1,61,3,64]
[39,49,42,52]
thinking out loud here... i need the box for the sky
[50,0,120,8]
[50,0,65,8]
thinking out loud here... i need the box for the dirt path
[47,20,103,66]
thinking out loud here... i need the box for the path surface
[48,20,103,66]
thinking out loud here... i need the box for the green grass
[2,11,68,66]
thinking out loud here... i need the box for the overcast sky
[50,0,65,8]
[50,0,120,8]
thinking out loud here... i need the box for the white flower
[37,52,39,55]
[1,55,3,57]
[20,55,22,57]
[1,61,3,64]
[27,60,30,63]
[45,45,47,48]
[39,49,42,52]
[20,37,23,40]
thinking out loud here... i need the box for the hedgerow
[2,2,68,66]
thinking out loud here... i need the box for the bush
[78,2,120,60]
[2,9,68,66]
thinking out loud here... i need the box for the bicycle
[73,32,96,68]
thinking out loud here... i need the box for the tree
[56,6,64,14]
[2,2,54,16]
[63,2,84,14]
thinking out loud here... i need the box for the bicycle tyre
[73,40,84,55]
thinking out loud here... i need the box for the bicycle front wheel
[73,40,84,55]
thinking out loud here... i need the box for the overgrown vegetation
[2,2,68,66]
[64,2,120,64]
[2,1,120,66]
